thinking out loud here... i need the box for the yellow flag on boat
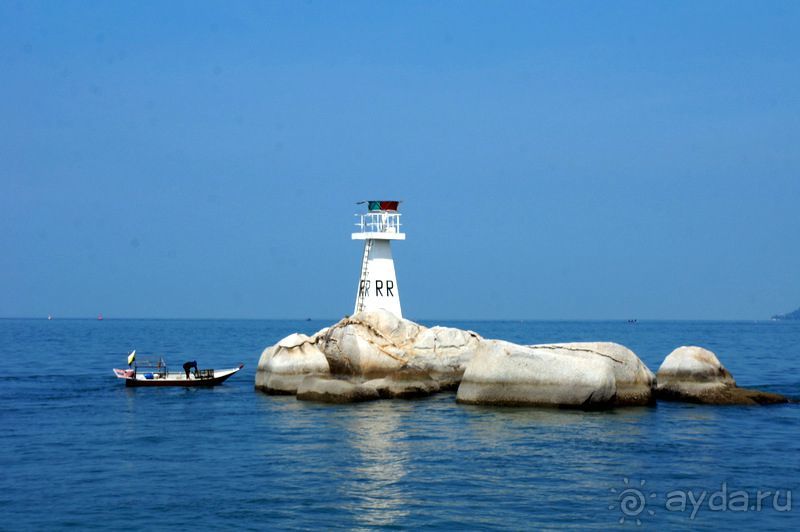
[128,350,136,366]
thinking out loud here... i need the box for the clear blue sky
[2,1,798,320]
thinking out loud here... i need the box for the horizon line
[0,316,790,323]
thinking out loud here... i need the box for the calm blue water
[1,319,799,529]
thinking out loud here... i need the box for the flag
[128,350,136,366]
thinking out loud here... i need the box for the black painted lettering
[386,280,394,296]
[376,280,383,296]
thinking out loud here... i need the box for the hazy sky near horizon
[2,1,799,320]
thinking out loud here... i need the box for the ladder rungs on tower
[355,239,373,313]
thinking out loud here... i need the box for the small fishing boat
[113,351,244,387]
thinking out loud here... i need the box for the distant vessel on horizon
[47,314,52,321]
[97,313,103,321]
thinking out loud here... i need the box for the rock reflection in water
[340,402,412,528]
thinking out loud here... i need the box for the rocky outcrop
[296,376,380,403]
[257,311,656,408]
[316,310,483,385]
[402,326,484,389]
[363,367,441,399]
[256,310,484,397]
[655,346,789,405]
[294,368,441,403]
[456,340,618,408]
[530,342,656,406]
[256,312,789,409]
[255,332,330,394]
[316,310,424,376]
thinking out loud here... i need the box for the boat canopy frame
[131,357,216,380]
[132,357,167,378]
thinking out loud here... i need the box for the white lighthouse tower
[352,200,405,318]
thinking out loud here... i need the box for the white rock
[406,326,484,387]
[296,376,380,403]
[531,342,655,406]
[258,310,486,390]
[457,340,617,407]
[363,368,441,398]
[654,346,789,405]
[316,310,423,376]
[655,345,735,400]
[255,333,330,394]
[656,346,734,391]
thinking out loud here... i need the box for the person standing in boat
[183,360,198,379]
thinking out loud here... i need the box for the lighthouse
[352,201,405,318]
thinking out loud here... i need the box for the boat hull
[115,365,243,388]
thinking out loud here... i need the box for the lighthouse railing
[354,212,402,234]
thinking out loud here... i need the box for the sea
[1,318,799,530]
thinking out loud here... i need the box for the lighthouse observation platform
[352,211,406,240]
